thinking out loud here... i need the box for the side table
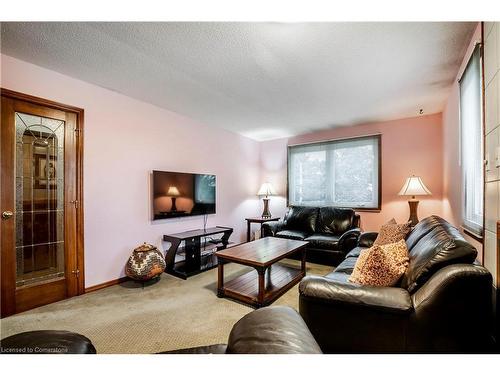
[245,217,280,242]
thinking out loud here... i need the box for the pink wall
[1,24,482,288]
[442,23,483,253]
[1,54,262,288]
[260,114,444,231]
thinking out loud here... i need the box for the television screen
[152,171,216,220]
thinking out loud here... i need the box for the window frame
[458,43,484,237]
[286,134,382,211]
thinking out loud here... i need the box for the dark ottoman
[1,330,96,354]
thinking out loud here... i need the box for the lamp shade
[257,182,277,197]
[398,176,431,197]
[166,186,180,197]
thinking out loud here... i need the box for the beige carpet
[0,260,330,353]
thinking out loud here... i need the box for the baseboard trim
[84,276,129,293]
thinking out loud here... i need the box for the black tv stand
[163,226,233,279]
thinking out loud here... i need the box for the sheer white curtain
[288,136,380,209]
[459,45,484,235]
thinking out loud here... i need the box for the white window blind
[288,135,380,209]
[459,45,484,235]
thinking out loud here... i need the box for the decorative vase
[125,243,166,281]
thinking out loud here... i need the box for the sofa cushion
[333,256,358,275]
[304,233,339,250]
[349,240,409,287]
[275,230,308,241]
[346,247,363,259]
[284,206,319,234]
[373,219,411,246]
[324,271,351,284]
[405,215,445,251]
[317,207,356,235]
[401,222,478,293]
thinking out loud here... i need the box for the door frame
[0,88,85,316]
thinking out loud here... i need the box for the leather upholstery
[275,229,309,241]
[261,220,284,237]
[337,228,361,255]
[262,206,361,266]
[405,215,443,250]
[287,247,346,267]
[317,207,356,235]
[345,246,363,258]
[357,231,378,248]
[159,344,228,354]
[332,256,357,274]
[408,264,493,352]
[324,271,351,283]
[227,306,322,354]
[283,206,319,234]
[300,276,412,314]
[0,330,96,354]
[400,219,477,293]
[299,277,411,353]
[161,306,322,354]
[304,233,339,249]
[298,216,494,353]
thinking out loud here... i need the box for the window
[459,44,483,236]
[288,135,381,209]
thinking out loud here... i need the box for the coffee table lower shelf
[217,263,304,308]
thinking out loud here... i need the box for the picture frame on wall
[34,153,57,189]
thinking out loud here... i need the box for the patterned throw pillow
[373,219,411,246]
[349,239,409,287]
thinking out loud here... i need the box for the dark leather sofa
[262,206,361,266]
[161,306,322,354]
[299,215,494,353]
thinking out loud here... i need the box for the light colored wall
[483,22,500,285]
[1,54,262,288]
[259,113,444,231]
[441,23,483,257]
[2,23,487,288]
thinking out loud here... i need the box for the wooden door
[1,89,84,317]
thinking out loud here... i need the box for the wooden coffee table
[215,237,308,308]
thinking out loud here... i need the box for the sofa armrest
[227,306,322,354]
[357,231,378,248]
[261,220,285,237]
[407,264,493,352]
[299,276,412,353]
[337,228,361,254]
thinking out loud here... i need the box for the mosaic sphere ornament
[125,243,166,281]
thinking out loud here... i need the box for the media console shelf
[163,226,233,279]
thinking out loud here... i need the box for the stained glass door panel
[15,112,65,287]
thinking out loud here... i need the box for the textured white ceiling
[0,22,476,140]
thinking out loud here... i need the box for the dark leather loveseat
[262,206,361,266]
[299,215,494,353]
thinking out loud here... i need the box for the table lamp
[166,186,180,212]
[398,175,431,226]
[257,182,277,218]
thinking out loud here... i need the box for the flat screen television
[152,170,216,220]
